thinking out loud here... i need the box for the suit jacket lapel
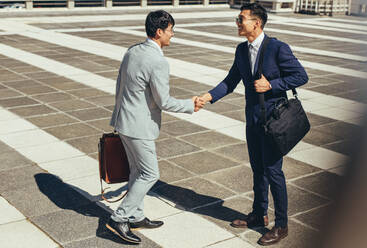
[241,41,253,82]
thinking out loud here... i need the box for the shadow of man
[34,173,138,246]
[151,180,268,235]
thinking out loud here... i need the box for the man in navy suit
[199,3,308,246]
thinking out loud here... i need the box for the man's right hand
[198,93,213,105]
[192,96,205,112]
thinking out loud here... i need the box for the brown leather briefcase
[98,132,130,202]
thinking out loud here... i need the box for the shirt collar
[248,32,265,50]
[146,38,163,56]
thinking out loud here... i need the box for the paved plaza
[0,6,366,248]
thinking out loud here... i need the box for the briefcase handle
[100,177,128,203]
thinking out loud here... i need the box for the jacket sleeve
[269,43,308,94]
[209,46,242,103]
[150,59,194,114]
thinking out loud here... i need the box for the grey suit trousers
[111,133,159,223]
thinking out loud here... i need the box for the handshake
[191,93,213,112]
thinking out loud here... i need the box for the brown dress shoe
[231,213,269,228]
[258,226,288,246]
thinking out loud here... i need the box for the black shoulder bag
[256,37,310,156]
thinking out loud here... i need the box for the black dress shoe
[130,218,164,229]
[106,218,141,244]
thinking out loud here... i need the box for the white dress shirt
[248,32,265,75]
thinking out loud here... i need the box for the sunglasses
[236,16,257,24]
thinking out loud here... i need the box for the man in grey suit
[106,10,203,244]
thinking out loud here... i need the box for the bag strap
[100,178,128,203]
[257,38,300,125]
[255,36,270,125]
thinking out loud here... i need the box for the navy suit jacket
[209,34,308,126]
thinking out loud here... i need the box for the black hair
[145,10,175,38]
[240,3,268,29]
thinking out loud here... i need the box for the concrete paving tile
[25,71,59,80]
[0,70,26,82]
[156,131,170,141]
[11,104,57,117]
[282,157,320,180]
[0,88,22,99]
[86,95,115,106]
[313,121,361,141]
[161,112,179,123]
[2,174,92,217]
[0,140,14,154]
[31,203,110,245]
[0,165,43,193]
[303,128,342,146]
[154,177,234,210]
[16,141,84,164]
[161,119,207,136]
[291,171,342,200]
[169,86,193,97]
[0,129,58,149]
[15,85,57,95]
[306,112,336,127]
[158,160,194,184]
[204,165,253,194]
[156,138,201,158]
[68,88,110,99]
[32,92,75,103]
[0,96,38,108]
[179,130,240,149]
[26,113,79,128]
[49,81,88,90]
[86,118,112,132]
[45,123,100,140]
[322,139,355,156]
[0,196,25,224]
[204,101,242,114]
[213,143,250,163]
[207,237,254,248]
[66,134,100,154]
[2,79,42,89]
[243,219,321,248]
[50,99,95,112]
[0,149,33,171]
[169,151,239,175]
[222,109,246,122]
[67,107,111,121]
[293,204,332,231]
[0,118,37,134]
[140,211,234,248]
[287,146,348,170]
[39,155,99,181]
[0,220,59,248]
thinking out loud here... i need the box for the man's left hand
[254,74,272,93]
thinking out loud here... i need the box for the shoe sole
[105,223,141,244]
[258,232,288,246]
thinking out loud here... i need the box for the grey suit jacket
[110,40,194,140]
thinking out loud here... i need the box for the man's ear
[155,28,163,39]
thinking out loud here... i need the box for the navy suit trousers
[246,125,288,227]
